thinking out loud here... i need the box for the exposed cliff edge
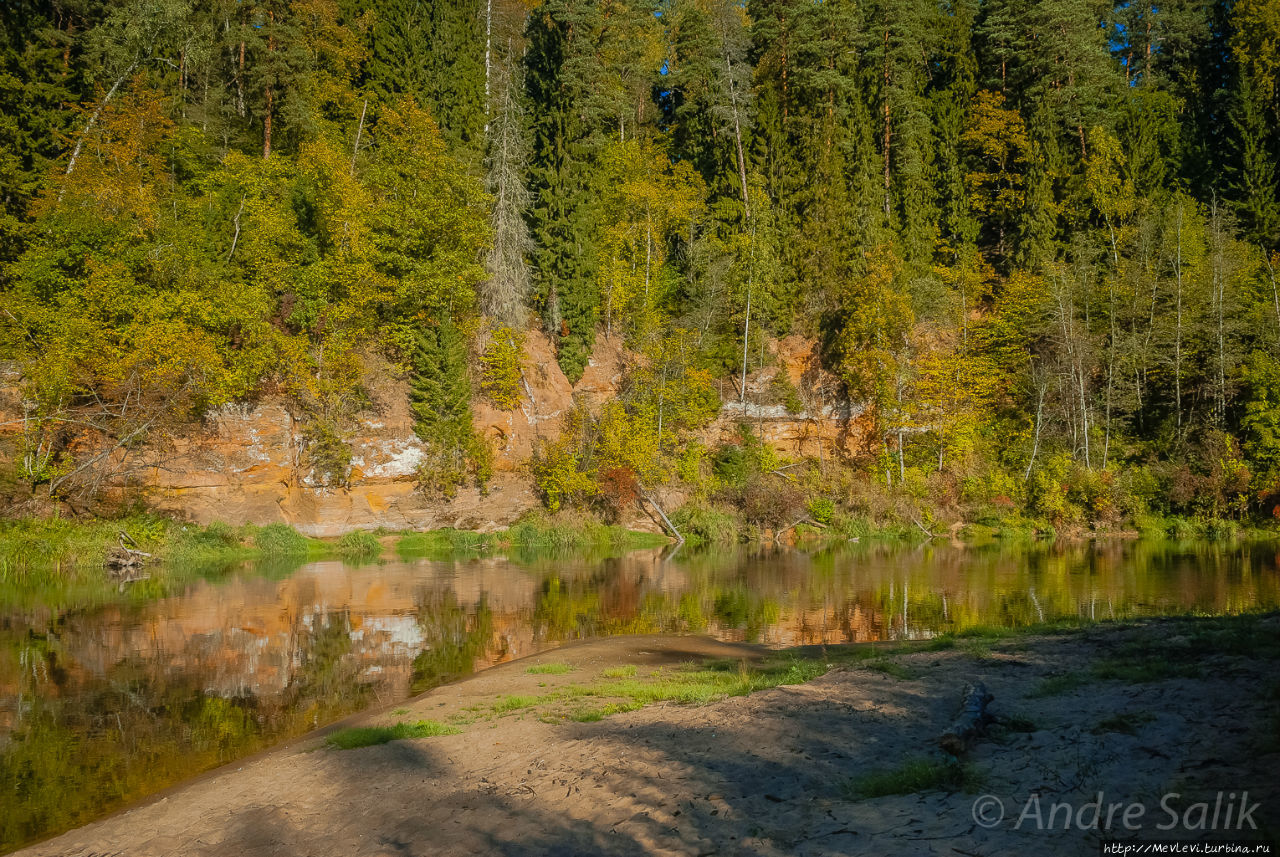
[2,332,868,536]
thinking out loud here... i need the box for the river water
[1,538,1277,851]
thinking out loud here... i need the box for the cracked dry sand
[15,620,1280,857]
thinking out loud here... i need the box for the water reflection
[0,538,1277,851]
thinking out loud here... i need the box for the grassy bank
[0,511,672,607]
[325,611,1280,748]
[394,510,668,560]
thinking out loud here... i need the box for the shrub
[254,523,310,556]
[337,530,381,559]
[671,502,740,545]
[302,419,352,488]
[806,496,835,525]
[769,372,805,414]
[480,327,525,411]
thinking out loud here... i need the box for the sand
[15,617,1280,857]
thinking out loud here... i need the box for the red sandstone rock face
[0,336,867,535]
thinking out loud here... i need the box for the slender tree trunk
[484,0,492,134]
[350,98,367,176]
[1173,203,1184,431]
[63,60,139,188]
[1025,374,1046,481]
[1104,222,1120,468]
[882,29,892,217]
[724,53,750,218]
[740,286,751,407]
[236,38,246,117]
[1264,248,1280,349]
[263,13,275,160]
[1210,197,1227,425]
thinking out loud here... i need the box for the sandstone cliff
[2,333,869,535]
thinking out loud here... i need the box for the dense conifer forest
[2,0,1279,535]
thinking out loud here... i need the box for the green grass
[337,530,382,560]
[503,511,667,551]
[487,695,541,714]
[324,720,460,749]
[1092,712,1155,735]
[1030,672,1090,697]
[253,523,320,556]
[564,657,827,711]
[843,757,984,799]
[600,665,638,678]
[396,529,497,557]
[864,659,918,680]
[525,662,574,675]
[1092,656,1201,682]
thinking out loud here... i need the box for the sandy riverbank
[15,616,1280,857]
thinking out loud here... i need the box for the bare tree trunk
[350,98,367,176]
[62,60,139,189]
[263,13,275,160]
[1025,372,1047,481]
[724,52,750,218]
[740,286,751,407]
[1264,248,1280,349]
[1173,203,1184,432]
[881,29,891,218]
[1210,197,1227,425]
[484,0,492,135]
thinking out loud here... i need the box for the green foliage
[525,662,574,675]
[409,318,488,498]
[303,419,353,488]
[769,372,804,414]
[2,0,1280,537]
[479,327,526,411]
[843,758,983,799]
[254,523,313,557]
[806,497,836,526]
[337,530,381,560]
[670,502,742,546]
[324,720,460,750]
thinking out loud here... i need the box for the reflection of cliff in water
[7,540,1280,719]
[0,540,1277,851]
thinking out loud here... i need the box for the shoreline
[11,614,1280,857]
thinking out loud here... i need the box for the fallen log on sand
[938,682,994,756]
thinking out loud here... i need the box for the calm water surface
[1,538,1278,850]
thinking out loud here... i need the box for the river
[1,537,1277,851]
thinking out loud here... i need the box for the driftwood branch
[938,682,993,756]
[640,489,683,544]
[773,516,826,542]
[106,531,153,572]
[910,515,938,539]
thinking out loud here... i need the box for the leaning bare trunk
[62,60,140,191]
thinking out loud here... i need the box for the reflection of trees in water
[411,590,494,693]
[0,540,1277,850]
[0,608,388,852]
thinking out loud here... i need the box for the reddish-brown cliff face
[1,334,868,535]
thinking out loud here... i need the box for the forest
[2,0,1280,537]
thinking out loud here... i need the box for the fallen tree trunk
[106,531,153,572]
[640,489,684,544]
[773,517,826,542]
[938,682,993,757]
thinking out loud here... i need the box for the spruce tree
[409,318,482,496]
[525,0,605,383]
